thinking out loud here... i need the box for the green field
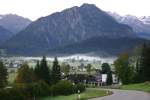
[8,72,16,84]
[121,82,150,92]
[40,88,110,100]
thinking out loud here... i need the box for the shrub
[51,80,86,96]
[0,88,26,100]
[33,80,51,97]
[18,81,51,97]
[73,83,86,93]
[2,81,51,99]
[51,80,74,96]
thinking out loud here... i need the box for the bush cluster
[73,83,86,93]
[51,80,86,96]
[51,80,74,96]
[0,88,26,100]
[0,81,51,100]
[0,80,86,99]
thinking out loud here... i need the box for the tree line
[114,43,150,84]
[15,56,61,86]
[0,56,86,100]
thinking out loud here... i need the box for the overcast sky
[0,0,149,21]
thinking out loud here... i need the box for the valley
[0,1,150,100]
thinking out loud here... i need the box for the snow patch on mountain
[139,16,150,24]
[108,12,150,39]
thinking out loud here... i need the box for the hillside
[0,14,31,33]
[0,26,12,45]
[2,4,145,56]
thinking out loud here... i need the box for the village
[0,56,118,86]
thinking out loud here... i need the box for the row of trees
[0,55,112,88]
[114,43,150,84]
[0,56,86,99]
[16,56,61,85]
[114,53,134,84]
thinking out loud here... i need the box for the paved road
[89,89,150,100]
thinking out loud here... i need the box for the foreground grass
[8,72,16,84]
[40,88,109,100]
[121,82,150,92]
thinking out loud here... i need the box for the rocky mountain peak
[80,3,97,8]
[108,12,150,39]
[2,4,136,56]
[0,14,31,33]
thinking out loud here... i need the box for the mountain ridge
[0,14,31,33]
[108,12,150,39]
[0,26,12,45]
[1,4,146,56]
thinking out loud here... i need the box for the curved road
[89,89,150,100]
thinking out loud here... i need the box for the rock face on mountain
[0,14,31,33]
[0,26,12,45]
[2,4,143,56]
[108,12,150,39]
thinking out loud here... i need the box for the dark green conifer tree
[51,57,61,84]
[138,43,150,82]
[34,56,51,85]
[0,61,8,88]
[106,71,113,85]
[34,60,40,80]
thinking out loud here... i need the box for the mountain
[0,14,31,33]
[2,4,142,56]
[48,37,148,57]
[139,16,150,25]
[108,12,150,39]
[0,26,12,45]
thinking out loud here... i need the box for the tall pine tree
[0,61,8,88]
[138,43,150,82]
[34,60,40,80]
[51,57,61,84]
[34,56,51,85]
[114,53,134,84]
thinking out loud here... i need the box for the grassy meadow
[121,82,150,92]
